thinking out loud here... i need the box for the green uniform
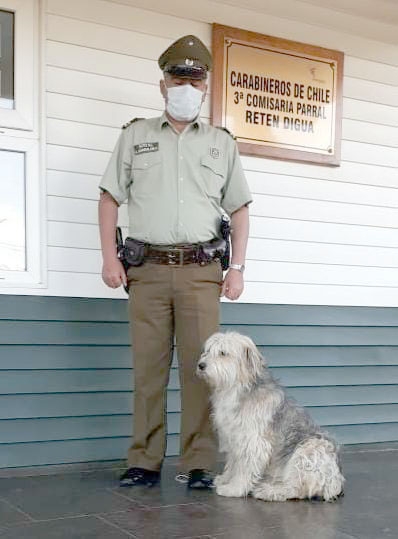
[100,114,252,244]
[100,113,251,474]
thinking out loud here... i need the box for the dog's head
[197,331,266,390]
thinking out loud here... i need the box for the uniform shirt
[100,113,252,245]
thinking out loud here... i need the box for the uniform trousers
[126,260,222,473]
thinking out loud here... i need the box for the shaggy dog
[197,332,345,501]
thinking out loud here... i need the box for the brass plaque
[212,25,344,165]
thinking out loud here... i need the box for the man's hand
[98,191,127,289]
[222,204,249,301]
[102,257,127,289]
[221,269,244,301]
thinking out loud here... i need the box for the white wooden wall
[6,0,398,305]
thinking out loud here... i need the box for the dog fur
[197,331,345,501]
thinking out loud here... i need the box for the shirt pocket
[200,155,226,199]
[131,152,162,195]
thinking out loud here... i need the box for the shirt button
[180,200,184,203]
[180,177,183,182]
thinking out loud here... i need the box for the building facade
[0,0,397,470]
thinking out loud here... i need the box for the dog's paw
[252,484,291,502]
[216,483,246,498]
[213,474,228,487]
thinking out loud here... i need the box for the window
[0,149,25,271]
[0,0,37,131]
[0,0,42,288]
[0,9,14,110]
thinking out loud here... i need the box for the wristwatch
[229,263,245,273]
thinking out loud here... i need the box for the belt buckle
[168,248,184,266]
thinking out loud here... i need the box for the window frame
[0,0,38,133]
[0,0,43,289]
[0,137,42,287]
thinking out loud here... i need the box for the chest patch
[210,147,220,159]
[134,142,159,154]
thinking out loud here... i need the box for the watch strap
[229,263,245,273]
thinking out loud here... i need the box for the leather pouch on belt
[198,237,227,265]
[123,237,146,267]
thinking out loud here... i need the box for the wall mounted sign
[212,24,344,165]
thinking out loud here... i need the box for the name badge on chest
[134,142,159,154]
[210,147,220,159]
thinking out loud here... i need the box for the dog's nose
[198,362,206,371]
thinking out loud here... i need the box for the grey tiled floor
[0,445,397,538]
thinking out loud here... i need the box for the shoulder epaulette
[122,118,145,129]
[216,126,236,139]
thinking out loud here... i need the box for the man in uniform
[98,35,251,489]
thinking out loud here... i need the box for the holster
[197,237,227,266]
[116,227,145,270]
[219,215,231,271]
[122,237,146,267]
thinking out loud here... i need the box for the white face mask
[165,84,204,122]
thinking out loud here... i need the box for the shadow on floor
[0,445,397,538]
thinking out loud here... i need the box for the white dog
[197,332,345,501]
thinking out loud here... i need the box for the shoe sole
[187,481,214,489]
[120,480,159,487]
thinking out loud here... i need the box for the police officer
[99,35,251,489]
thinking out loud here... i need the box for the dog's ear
[245,339,265,381]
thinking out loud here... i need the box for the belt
[145,245,202,266]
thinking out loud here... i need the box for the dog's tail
[299,440,345,502]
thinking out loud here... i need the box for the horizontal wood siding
[2,0,397,306]
[42,0,398,306]
[0,296,397,469]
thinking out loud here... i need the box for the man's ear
[160,79,167,100]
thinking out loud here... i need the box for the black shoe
[119,467,160,487]
[187,469,214,489]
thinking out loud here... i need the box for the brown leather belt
[145,245,201,266]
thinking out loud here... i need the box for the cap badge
[210,147,220,159]
[185,58,194,66]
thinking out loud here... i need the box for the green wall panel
[1,295,398,470]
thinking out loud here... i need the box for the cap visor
[165,65,207,79]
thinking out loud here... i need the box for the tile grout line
[106,488,219,510]
[105,487,148,508]
[144,501,211,510]
[96,514,138,538]
[0,511,138,538]
[0,513,97,528]
[0,496,36,522]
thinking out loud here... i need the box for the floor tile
[0,515,132,538]
[195,528,358,539]
[101,502,276,539]
[0,469,139,520]
[112,483,213,509]
[0,446,397,539]
[0,499,31,527]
